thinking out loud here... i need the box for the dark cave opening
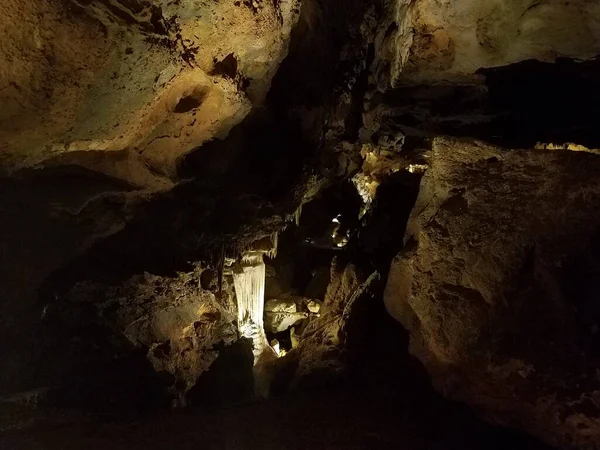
[374,56,600,150]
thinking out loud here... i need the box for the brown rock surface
[0,0,299,186]
[4,0,600,445]
[60,269,238,399]
[385,137,600,449]
[290,258,379,387]
[377,0,600,86]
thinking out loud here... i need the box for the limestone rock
[385,137,600,449]
[0,0,300,186]
[264,299,307,333]
[47,268,238,401]
[379,0,600,86]
[306,300,321,314]
[265,299,298,314]
[291,259,379,387]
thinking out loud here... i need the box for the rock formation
[290,258,379,388]
[385,137,600,449]
[0,0,299,185]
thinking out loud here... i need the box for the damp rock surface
[385,137,600,449]
[0,0,299,185]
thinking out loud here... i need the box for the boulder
[42,268,238,403]
[264,299,308,333]
[385,137,600,449]
[290,259,379,387]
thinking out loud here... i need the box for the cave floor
[0,302,553,450]
[0,370,552,450]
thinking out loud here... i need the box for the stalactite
[286,204,303,226]
[266,232,278,259]
[217,243,225,296]
[233,253,269,362]
[294,204,302,226]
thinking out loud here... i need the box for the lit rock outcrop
[264,299,307,333]
[0,0,299,187]
[377,0,600,86]
[55,268,238,404]
[385,137,600,449]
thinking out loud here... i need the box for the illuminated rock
[385,137,600,449]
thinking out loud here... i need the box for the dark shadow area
[187,339,255,407]
[342,280,554,450]
[560,227,600,359]
[354,170,421,271]
[480,57,600,148]
[375,57,600,149]
[0,167,135,396]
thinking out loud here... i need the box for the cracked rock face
[385,137,600,449]
[0,0,299,187]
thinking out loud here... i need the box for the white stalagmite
[233,252,270,362]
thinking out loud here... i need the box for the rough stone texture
[4,4,600,449]
[265,298,297,314]
[306,300,321,314]
[290,259,379,387]
[367,1,600,156]
[377,0,600,86]
[385,137,600,449]
[47,267,238,401]
[0,0,299,186]
[0,120,332,403]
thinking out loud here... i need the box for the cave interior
[1,0,600,449]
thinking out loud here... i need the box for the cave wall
[50,268,238,405]
[384,137,600,449]
[378,0,600,85]
[368,0,600,151]
[0,0,383,403]
[0,0,302,400]
[370,2,600,448]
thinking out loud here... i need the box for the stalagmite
[232,250,281,398]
